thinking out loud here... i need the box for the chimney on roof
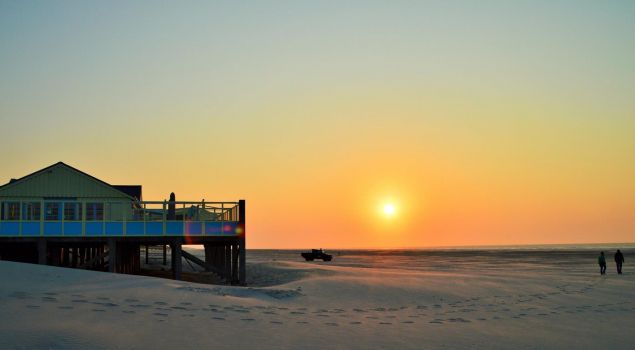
[9,178,17,183]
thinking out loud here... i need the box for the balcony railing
[0,200,242,237]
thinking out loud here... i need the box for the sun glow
[383,203,396,217]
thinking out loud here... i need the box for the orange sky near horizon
[1,1,634,248]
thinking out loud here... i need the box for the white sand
[1,248,633,349]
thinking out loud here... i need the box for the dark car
[301,249,333,262]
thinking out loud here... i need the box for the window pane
[64,202,82,221]
[22,202,41,220]
[45,203,60,221]
[86,203,104,221]
[4,202,20,220]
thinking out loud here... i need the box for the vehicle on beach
[301,249,333,262]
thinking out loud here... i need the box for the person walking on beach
[598,252,607,275]
[614,249,625,274]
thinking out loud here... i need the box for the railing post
[162,200,167,236]
[238,199,246,285]
[102,201,106,237]
[40,200,44,236]
[122,201,127,236]
[61,201,65,236]
[81,201,86,236]
[143,202,147,236]
[201,199,205,236]
[18,200,23,236]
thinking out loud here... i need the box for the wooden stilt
[163,244,167,265]
[37,238,47,265]
[238,199,246,285]
[171,239,182,280]
[108,238,116,273]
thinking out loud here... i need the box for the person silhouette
[598,252,607,275]
[614,249,625,274]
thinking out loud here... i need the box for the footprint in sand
[43,292,58,296]
[401,321,415,324]
[296,321,308,324]
[262,311,277,315]
[350,321,362,325]
[325,323,338,326]
[72,299,88,303]
[154,301,168,306]
[154,313,168,317]
[123,310,135,314]
[96,297,111,301]
[42,297,57,302]
[241,318,255,321]
[26,305,40,309]
[58,306,74,310]
[180,302,192,306]
[270,321,283,324]
[9,291,32,299]
[71,294,84,298]
[130,304,151,308]
[124,298,139,303]
[92,309,106,312]
[379,322,392,325]
[429,319,444,324]
[212,317,225,321]
[290,311,305,315]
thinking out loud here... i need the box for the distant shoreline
[244,243,635,251]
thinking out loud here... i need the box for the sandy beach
[0,246,633,349]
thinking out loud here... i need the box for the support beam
[108,238,117,273]
[231,243,239,284]
[170,239,182,280]
[181,250,224,276]
[203,244,212,271]
[238,199,246,285]
[37,238,47,265]
[224,244,231,280]
[71,247,78,267]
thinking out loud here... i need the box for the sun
[383,203,396,217]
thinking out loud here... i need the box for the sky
[1,1,634,248]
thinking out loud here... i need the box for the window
[45,203,61,221]
[2,202,20,220]
[22,202,41,220]
[64,202,82,221]
[86,203,104,221]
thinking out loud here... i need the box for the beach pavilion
[0,162,246,284]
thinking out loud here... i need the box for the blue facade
[0,220,239,237]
